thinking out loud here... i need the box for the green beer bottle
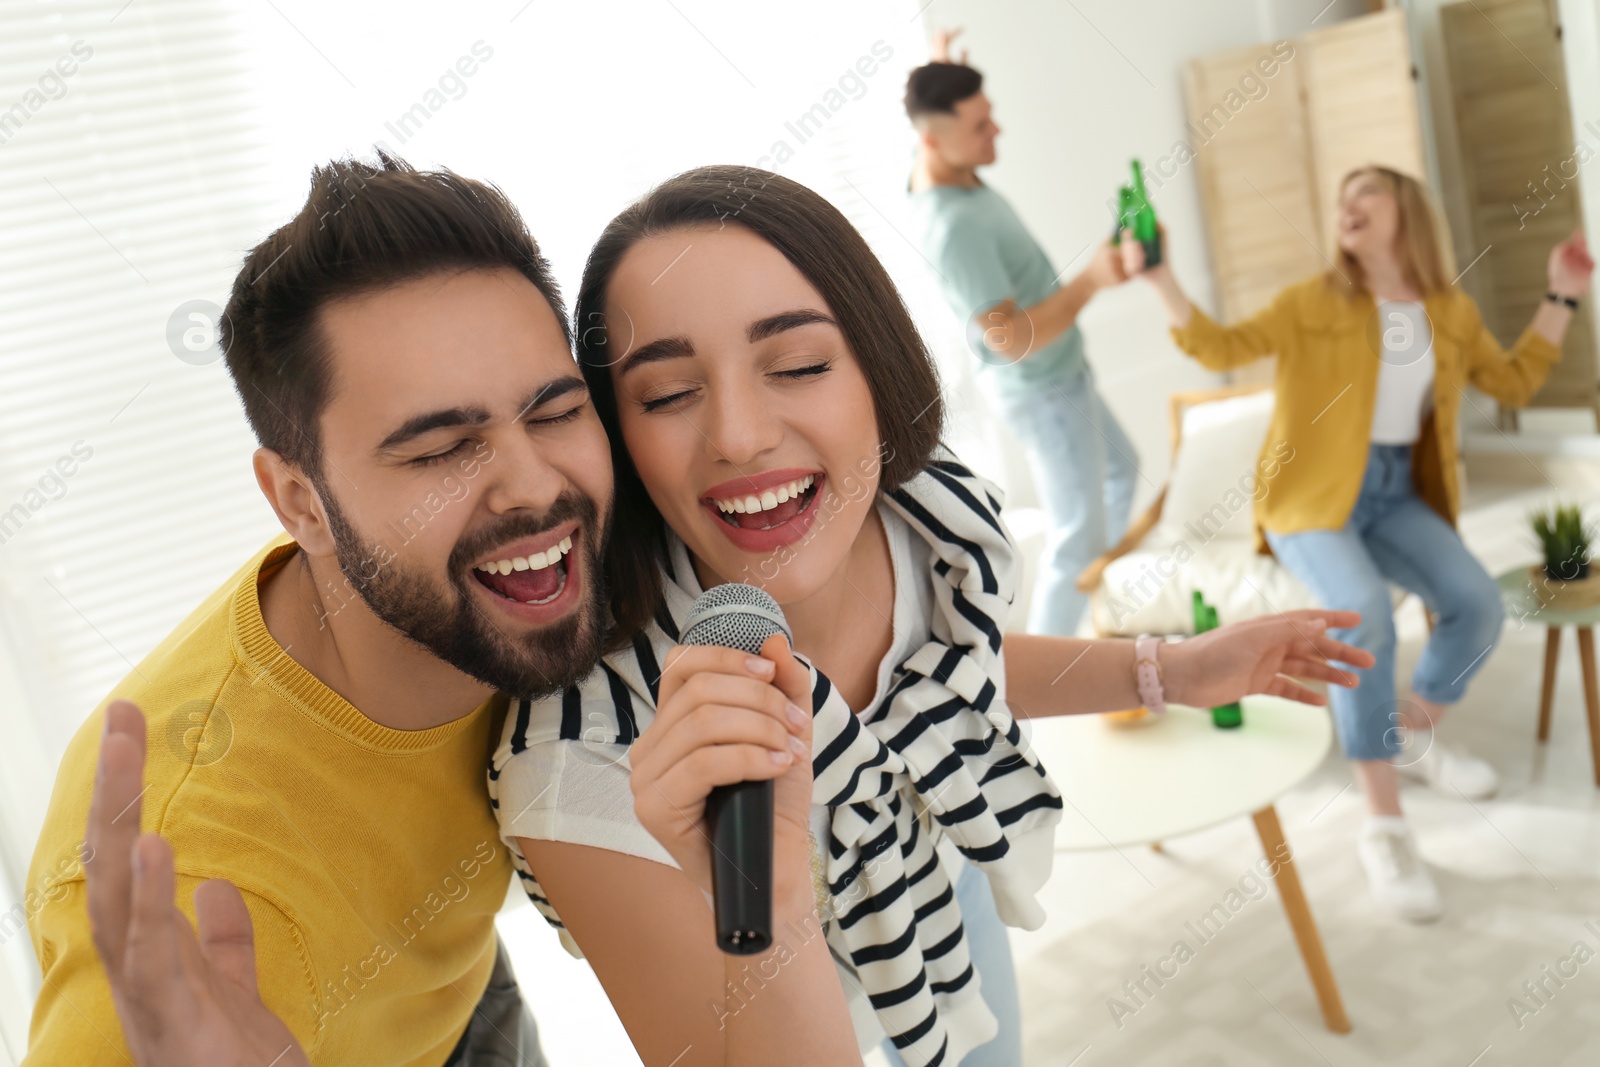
[1191,592,1243,728]
[1128,159,1162,268]
[1111,184,1133,244]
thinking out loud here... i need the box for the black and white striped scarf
[490,453,1063,1066]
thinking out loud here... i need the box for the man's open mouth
[706,474,821,531]
[472,535,573,605]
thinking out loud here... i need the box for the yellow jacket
[1170,275,1561,551]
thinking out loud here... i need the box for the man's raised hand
[930,27,969,64]
[84,699,309,1067]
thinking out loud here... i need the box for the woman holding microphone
[491,165,1376,1066]
[1126,165,1593,921]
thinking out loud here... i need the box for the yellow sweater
[24,537,513,1066]
[1170,276,1561,550]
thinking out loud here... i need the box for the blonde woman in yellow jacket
[1125,165,1593,921]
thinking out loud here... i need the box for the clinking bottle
[1111,159,1162,269]
[1191,591,1243,729]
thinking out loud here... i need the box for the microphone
[681,582,793,956]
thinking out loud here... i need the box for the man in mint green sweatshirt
[905,42,1136,636]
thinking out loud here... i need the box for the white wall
[914,0,1370,519]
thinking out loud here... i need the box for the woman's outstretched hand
[631,636,817,910]
[1161,610,1376,709]
[1548,230,1594,299]
[85,701,310,1067]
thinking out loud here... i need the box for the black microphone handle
[705,777,774,955]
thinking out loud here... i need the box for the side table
[1497,567,1600,787]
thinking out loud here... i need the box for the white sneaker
[1357,817,1442,923]
[1396,729,1499,799]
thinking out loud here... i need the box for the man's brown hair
[220,152,569,477]
[903,61,984,122]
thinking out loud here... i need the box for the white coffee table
[1026,695,1350,1033]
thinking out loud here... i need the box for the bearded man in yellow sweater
[22,154,615,1066]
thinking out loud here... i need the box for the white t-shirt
[1370,300,1436,444]
[801,507,930,845]
[495,502,962,1052]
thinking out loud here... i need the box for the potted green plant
[1531,503,1591,581]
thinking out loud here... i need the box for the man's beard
[319,485,610,700]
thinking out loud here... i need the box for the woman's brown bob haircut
[575,165,945,647]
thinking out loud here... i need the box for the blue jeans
[878,859,1022,1067]
[996,364,1138,636]
[1265,443,1505,761]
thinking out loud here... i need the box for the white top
[1370,300,1436,444]
[492,453,1056,1067]
[496,504,937,849]
[801,507,939,859]
[495,502,959,1053]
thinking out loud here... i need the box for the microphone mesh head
[682,583,792,655]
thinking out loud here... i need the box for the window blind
[0,0,283,1021]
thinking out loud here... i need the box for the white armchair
[1076,385,1321,637]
